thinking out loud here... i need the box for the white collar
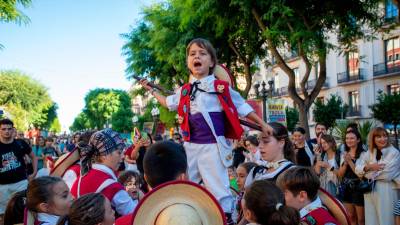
[189,74,216,84]
[37,213,60,225]
[92,163,118,180]
[300,197,323,218]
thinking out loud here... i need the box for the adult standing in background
[0,119,37,223]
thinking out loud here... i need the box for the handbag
[356,178,375,193]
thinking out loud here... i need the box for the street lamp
[151,107,160,135]
[253,80,274,122]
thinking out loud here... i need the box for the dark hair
[344,130,364,159]
[315,123,327,130]
[277,167,320,201]
[244,180,300,225]
[238,162,258,174]
[57,193,106,225]
[186,38,218,75]
[26,176,64,212]
[4,190,26,225]
[245,135,259,147]
[45,137,54,143]
[320,134,336,151]
[346,122,359,132]
[292,127,306,135]
[118,170,141,186]
[269,122,295,162]
[78,131,95,144]
[0,118,14,127]
[143,141,187,188]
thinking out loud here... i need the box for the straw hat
[318,188,351,225]
[50,149,80,177]
[131,180,227,225]
[214,64,234,87]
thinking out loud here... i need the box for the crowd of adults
[1,117,400,225]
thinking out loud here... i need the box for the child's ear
[299,190,309,203]
[37,202,50,213]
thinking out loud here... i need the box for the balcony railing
[347,105,362,117]
[337,69,365,84]
[274,86,289,96]
[373,62,400,77]
[306,79,329,90]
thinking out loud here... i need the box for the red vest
[177,80,243,142]
[70,169,124,201]
[301,208,339,225]
[65,164,80,177]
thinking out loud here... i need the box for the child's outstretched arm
[139,79,167,108]
[246,112,273,136]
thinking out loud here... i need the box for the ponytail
[4,190,26,225]
[268,205,300,225]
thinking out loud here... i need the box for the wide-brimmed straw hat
[214,64,234,87]
[131,180,227,225]
[50,149,80,177]
[318,188,351,225]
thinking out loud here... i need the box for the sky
[0,0,154,132]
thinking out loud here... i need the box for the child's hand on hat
[261,123,273,136]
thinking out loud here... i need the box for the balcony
[306,79,329,90]
[274,86,289,97]
[347,105,362,117]
[337,69,365,84]
[373,62,400,77]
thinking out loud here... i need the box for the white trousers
[364,181,399,225]
[184,142,233,213]
[0,179,28,214]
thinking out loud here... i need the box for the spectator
[232,138,246,169]
[34,136,46,169]
[243,135,265,165]
[314,134,341,197]
[292,127,314,167]
[355,127,400,225]
[42,137,62,158]
[234,162,258,223]
[3,190,26,225]
[56,193,115,225]
[307,122,327,153]
[277,167,339,225]
[0,119,37,221]
[337,130,366,225]
[242,180,300,225]
[66,133,80,152]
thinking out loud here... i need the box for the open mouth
[194,61,202,67]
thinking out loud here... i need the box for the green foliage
[332,119,351,143]
[70,89,133,133]
[0,70,57,130]
[0,0,31,24]
[49,117,61,133]
[313,95,347,130]
[285,107,299,132]
[370,92,400,147]
[359,120,374,144]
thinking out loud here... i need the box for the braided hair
[57,193,107,225]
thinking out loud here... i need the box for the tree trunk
[243,63,252,98]
[298,105,310,139]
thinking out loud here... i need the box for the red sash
[302,208,339,225]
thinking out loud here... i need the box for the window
[274,73,280,90]
[294,67,300,88]
[348,91,360,111]
[347,51,359,76]
[385,37,400,69]
[386,0,399,20]
[314,62,320,80]
[388,84,400,95]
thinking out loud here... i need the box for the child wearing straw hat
[139,38,272,223]
[70,129,137,216]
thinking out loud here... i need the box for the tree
[49,117,61,133]
[0,70,58,130]
[285,107,299,132]
[0,0,32,49]
[234,0,384,138]
[370,92,400,148]
[313,95,347,130]
[71,89,134,133]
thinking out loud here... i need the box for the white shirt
[91,164,138,216]
[37,213,60,225]
[299,197,323,218]
[244,160,294,188]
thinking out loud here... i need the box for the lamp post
[151,107,160,135]
[253,80,274,122]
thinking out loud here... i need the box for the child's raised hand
[261,123,273,136]
[139,78,152,91]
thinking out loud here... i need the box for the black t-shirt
[0,139,32,184]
